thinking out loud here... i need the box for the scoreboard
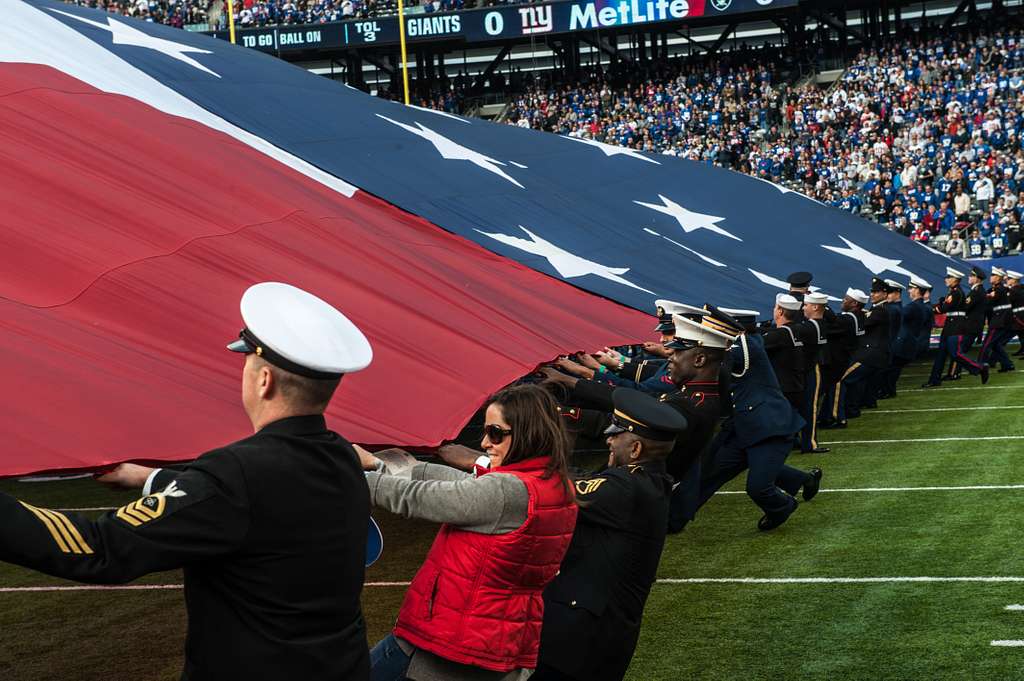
[209,0,797,52]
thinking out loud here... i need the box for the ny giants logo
[519,5,553,34]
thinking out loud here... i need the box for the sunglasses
[483,425,513,445]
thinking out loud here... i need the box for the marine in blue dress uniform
[978,267,1017,372]
[924,267,990,387]
[0,283,376,681]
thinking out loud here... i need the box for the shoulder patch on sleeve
[115,493,168,528]
[575,478,608,495]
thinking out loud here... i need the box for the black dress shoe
[998,366,1016,373]
[821,420,847,429]
[921,381,941,388]
[758,498,798,531]
[981,365,990,385]
[801,447,830,454]
[803,467,823,501]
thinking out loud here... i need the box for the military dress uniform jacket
[988,283,1013,329]
[825,309,863,385]
[964,284,988,337]
[893,300,925,360]
[538,459,672,681]
[917,301,936,356]
[659,381,722,481]
[795,318,825,376]
[936,285,967,337]
[0,415,371,681]
[720,333,805,449]
[853,304,891,369]
[884,301,903,353]
[762,323,805,394]
[1012,285,1024,329]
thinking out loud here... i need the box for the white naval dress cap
[845,288,869,304]
[664,314,734,351]
[775,293,802,311]
[883,279,905,291]
[655,299,707,318]
[946,266,965,279]
[992,267,1007,277]
[1007,270,1023,280]
[909,276,932,290]
[803,292,829,305]
[226,282,373,379]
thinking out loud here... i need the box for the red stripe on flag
[0,64,653,476]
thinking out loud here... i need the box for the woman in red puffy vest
[362,384,578,681]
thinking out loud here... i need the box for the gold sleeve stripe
[19,502,72,554]
[36,508,84,555]
[44,509,94,555]
[116,505,149,527]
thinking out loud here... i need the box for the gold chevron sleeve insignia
[574,478,608,495]
[115,494,167,528]
[20,502,94,555]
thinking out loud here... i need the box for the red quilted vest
[393,456,578,672]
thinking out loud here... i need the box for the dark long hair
[484,385,573,499]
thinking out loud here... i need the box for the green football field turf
[1,359,1023,680]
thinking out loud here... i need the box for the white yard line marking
[715,484,1024,494]
[991,640,1024,647]
[821,436,1024,445]
[865,405,1024,414]
[55,482,1024,512]
[0,585,184,593]
[655,577,1024,584]
[901,386,1024,392]
[1005,605,1024,611]
[9,576,1024,594]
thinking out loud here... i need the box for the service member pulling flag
[535,389,686,681]
[0,282,375,681]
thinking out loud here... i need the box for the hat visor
[663,338,694,351]
[603,423,628,436]
[226,337,255,353]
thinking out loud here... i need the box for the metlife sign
[210,0,796,51]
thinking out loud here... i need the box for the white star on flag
[748,269,840,301]
[376,115,523,188]
[821,236,919,279]
[643,228,725,267]
[476,226,654,294]
[634,194,741,241]
[561,136,660,164]
[48,9,218,77]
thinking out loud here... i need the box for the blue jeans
[370,634,412,681]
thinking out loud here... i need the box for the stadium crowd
[63,0,534,28]
[504,28,1024,259]
[67,0,211,26]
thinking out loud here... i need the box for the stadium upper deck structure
[203,0,1019,103]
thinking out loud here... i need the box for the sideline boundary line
[9,576,1024,593]
[822,435,1024,445]
[54,483,1024,512]
[864,405,1024,414]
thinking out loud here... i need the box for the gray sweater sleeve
[365,468,529,534]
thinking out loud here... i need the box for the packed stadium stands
[66,0,531,28]
[502,27,1024,258]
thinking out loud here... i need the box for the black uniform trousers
[979,328,1016,370]
[798,366,822,450]
[698,433,802,519]
[928,335,983,384]
[882,355,912,396]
